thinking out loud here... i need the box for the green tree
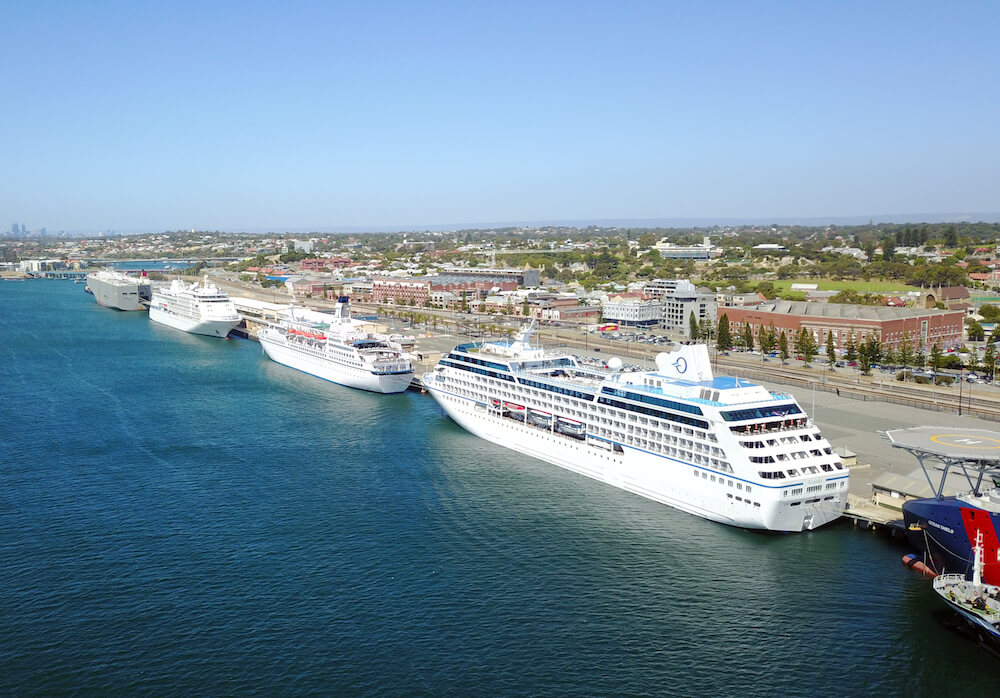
[930,342,943,373]
[858,346,872,375]
[741,322,754,351]
[984,342,997,381]
[898,333,914,373]
[845,333,858,363]
[689,311,700,340]
[759,324,777,356]
[699,318,714,342]
[882,345,897,367]
[797,328,817,365]
[979,304,1000,323]
[866,333,883,365]
[778,331,789,365]
[881,235,896,262]
[858,333,881,375]
[966,318,985,342]
[717,313,732,351]
[825,331,836,368]
[637,233,657,248]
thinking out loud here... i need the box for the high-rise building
[645,279,717,337]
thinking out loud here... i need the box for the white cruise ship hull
[260,333,412,394]
[149,305,239,338]
[425,381,845,532]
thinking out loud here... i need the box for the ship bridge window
[447,353,511,373]
[519,377,594,401]
[441,360,515,383]
[600,387,703,415]
[597,397,709,430]
[719,403,803,422]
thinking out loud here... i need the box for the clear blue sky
[3,1,999,232]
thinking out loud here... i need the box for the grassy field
[770,278,923,293]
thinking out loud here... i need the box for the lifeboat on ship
[528,409,553,427]
[504,402,526,420]
[556,417,585,438]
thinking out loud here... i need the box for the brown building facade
[372,278,519,306]
[720,301,964,352]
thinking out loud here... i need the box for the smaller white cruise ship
[149,277,241,338]
[258,297,413,394]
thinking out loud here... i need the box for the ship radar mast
[513,319,537,347]
[973,529,985,589]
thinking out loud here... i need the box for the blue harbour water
[1,280,997,696]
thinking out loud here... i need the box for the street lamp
[959,365,964,416]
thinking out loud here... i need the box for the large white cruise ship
[149,277,241,338]
[258,297,413,394]
[423,325,848,532]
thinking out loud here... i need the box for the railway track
[711,360,1000,421]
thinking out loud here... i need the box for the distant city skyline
[8,211,1000,238]
[9,213,1000,237]
[3,1,999,232]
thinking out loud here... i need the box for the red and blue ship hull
[902,497,1000,585]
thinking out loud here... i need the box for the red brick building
[299,257,354,271]
[720,301,964,352]
[372,278,519,306]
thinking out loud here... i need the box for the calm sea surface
[1,280,996,696]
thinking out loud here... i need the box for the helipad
[885,426,1000,499]
[885,426,1000,464]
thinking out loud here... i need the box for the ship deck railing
[934,575,1000,621]
[729,421,811,436]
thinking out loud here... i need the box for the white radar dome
[607,357,623,371]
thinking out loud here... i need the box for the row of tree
[703,313,999,378]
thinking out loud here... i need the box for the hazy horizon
[17,212,1000,238]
